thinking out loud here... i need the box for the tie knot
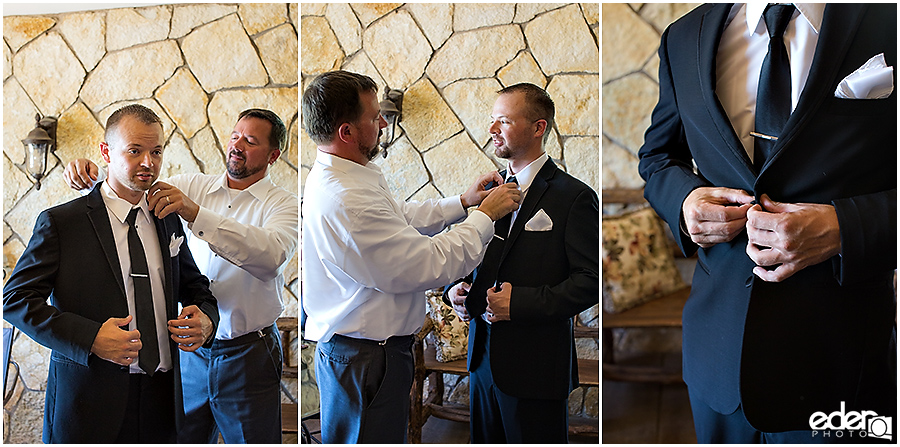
[126,208,140,227]
[764,4,795,39]
[506,175,518,185]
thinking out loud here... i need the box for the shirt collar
[206,171,277,203]
[505,152,549,193]
[315,150,385,189]
[100,181,150,224]
[745,3,823,35]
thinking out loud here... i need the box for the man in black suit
[3,104,218,443]
[638,4,895,442]
[447,83,599,443]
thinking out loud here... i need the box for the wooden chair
[277,317,299,435]
[3,327,19,405]
[408,318,600,442]
[601,188,690,384]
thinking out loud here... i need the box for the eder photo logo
[809,401,892,441]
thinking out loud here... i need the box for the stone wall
[2,4,299,443]
[601,4,700,354]
[300,2,599,421]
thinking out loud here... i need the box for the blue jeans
[179,325,282,443]
[315,334,415,443]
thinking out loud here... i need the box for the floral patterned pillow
[424,289,469,362]
[602,206,685,313]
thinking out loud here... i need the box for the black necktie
[126,208,159,376]
[466,174,520,317]
[754,4,796,171]
[493,175,518,239]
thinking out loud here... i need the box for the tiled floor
[602,352,697,443]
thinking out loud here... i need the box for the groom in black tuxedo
[3,104,218,443]
[446,83,599,443]
[638,3,896,442]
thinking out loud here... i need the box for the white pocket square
[169,234,184,257]
[834,53,894,99]
[524,209,553,232]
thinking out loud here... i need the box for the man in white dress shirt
[301,70,522,443]
[64,109,298,443]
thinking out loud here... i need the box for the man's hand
[167,305,214,352]
[91,315,141,366]
[476,183,522,221]
[682,187,755,248]
[149,182,200,222]
[460,171,504,208]
[448,282,472,322]
[746,194,841,282]
[63,158,99,190]
[485,282,512,323]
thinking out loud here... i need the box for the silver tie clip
[130,273,149,278]
[750,131,778,141]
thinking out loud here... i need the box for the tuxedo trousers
[115,370,176,443]
[689,389,895,444]
[469,321,569,443]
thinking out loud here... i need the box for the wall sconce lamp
[22,114,57,190]
[379,86,403,157]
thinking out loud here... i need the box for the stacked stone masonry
[3,4,299,443]
[301,2,599,421]
[602,4,701,356]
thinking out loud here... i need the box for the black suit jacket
[3,183,219,443]
[638,3,896,431]
[457,159,599,400]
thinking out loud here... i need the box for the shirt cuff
[189,206,219,240]
[466,210,494,245]
[442,195,468,223]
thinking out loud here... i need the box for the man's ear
[337,123,354,144]
[100,142,111,164]
[534,119,548,140]
[268,149,281,165]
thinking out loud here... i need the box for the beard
[360,129,384,161]
[127,170,157,191]
[361,142,380,161]
[226,150,267,179]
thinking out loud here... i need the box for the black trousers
[469,321,568,443]
[689,389,894,444]
[115,370,176,443]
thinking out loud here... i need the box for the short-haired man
[447,83,599,443]
[4,104,218,443]
[64,108,298,443]
[301,70,522,443]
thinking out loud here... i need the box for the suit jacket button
[745,276,753,288]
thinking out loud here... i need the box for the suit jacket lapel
[697,3,755,178]
[86,184,128,300]
[761,4,867,172]
[498,160,554,265]
[153,215,175,318]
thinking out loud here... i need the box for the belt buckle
[257,329,264,338]
[378,338,388,346]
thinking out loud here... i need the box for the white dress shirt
[92,170,299,340]
[168,173,298,340]
[302,151,494,343]
[100,182,172,373]
[716,3,824,162]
